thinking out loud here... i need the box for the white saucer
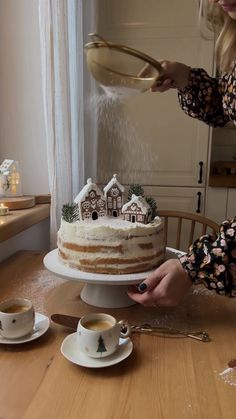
[0,312,50,344]
[61,333,133,368]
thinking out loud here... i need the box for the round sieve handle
[88,33,110,47]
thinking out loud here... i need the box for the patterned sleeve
[179,217,236,297]
[178,68,230,127]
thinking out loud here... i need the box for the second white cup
[0,298,35,339]
[77,312,131,358]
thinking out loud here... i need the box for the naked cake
[57,175,165,274]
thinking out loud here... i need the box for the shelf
[209,161,236,188]
[209,176,236,187]
[0,203,50,243]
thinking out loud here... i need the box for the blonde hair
[203,0,236,72]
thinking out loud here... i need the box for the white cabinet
[96,0,214,194]
[143,186,206,215]
[143,185,206,250]
[227,189,236,219]
[95,0,215,224]
[205,187,236,223]
[205,187,227,223]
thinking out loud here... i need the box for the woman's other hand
[127,259,192,307]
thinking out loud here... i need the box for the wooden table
[0,251,236,419]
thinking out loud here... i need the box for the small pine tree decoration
[127,184,144,201]
[96,335,107,355]
[62,203,80,223]
[145,196,158,219]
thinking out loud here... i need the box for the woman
[128,0,236,307]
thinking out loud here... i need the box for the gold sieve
[84,33,163,98]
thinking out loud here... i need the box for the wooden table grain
[0,250,236,419]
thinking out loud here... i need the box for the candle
[0,203,9,216]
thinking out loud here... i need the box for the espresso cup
[77,313,131,358]
[0,298,35,339]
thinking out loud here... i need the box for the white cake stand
[43,248,183,308]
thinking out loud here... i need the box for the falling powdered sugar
[87,90,159,184]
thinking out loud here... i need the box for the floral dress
[178,61,236,126]
[177,63,236,296]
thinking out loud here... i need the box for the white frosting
[57,215,164,274]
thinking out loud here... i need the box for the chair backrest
[158,210,220,252]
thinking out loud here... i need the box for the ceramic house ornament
[103,174,125,217]
[74,178,106,221]
[0,160,23,197]
[122,194,152,224]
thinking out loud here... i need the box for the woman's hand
[153,61,191,91]
[139,60,191,92]
[127,259,192,307]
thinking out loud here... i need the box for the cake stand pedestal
[43,248,183,308]
[80,284,135,308]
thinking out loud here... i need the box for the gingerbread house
[122,194,152,224]
[74,178,106,221]
[103,174,125,217]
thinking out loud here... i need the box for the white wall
[0,0,49,194]
[0,0,50,260]
[0,219,50,263]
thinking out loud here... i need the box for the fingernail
[138,283,147,293]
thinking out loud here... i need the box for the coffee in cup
[0,298,35,339]
[2,304,29,314]
[83,319,113,331]
[77,313,131,358]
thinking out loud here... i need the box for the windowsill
[0,203,50,243]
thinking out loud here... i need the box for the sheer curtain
[38,0,97,248]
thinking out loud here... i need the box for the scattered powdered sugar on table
[192,287,214,297]
[219,367,236,387]
[151,312,181,329]
[139,286,217,332]
[18,269,65,313]
[146,305,192,332]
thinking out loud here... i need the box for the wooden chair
[158,210,220,252]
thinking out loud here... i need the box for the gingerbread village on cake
[64,174,156,225]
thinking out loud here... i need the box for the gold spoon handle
[131,325,210,342]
